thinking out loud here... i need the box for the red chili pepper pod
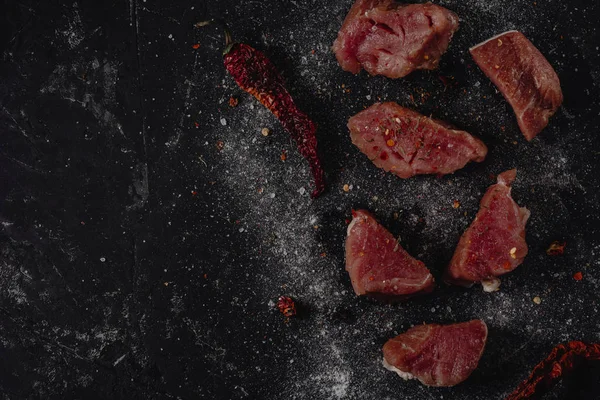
[506,341,600,399]
[197,20,326,197]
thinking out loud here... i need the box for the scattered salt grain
[100,257,106,262]
[220,118,227,126]
[298,187,306,195]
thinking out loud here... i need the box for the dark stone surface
[1,0,599,399]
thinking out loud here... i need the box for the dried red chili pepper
[197,20,326,197]
[546,241,566,256]
[277,296,296,318]
[506,341,600,399]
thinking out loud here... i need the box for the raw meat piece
[348,102,487,178]
[383,320,488,387]
[446,169,530,291]
[345,209,434,299]
[470,30,563,141]
[333,0,459,78]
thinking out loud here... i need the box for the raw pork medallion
[333,0,459,78]
[345,209,434,299]
[348,102,487,178]
[470,30,563,141]
[383,320,488,387]
[446,169,530,292]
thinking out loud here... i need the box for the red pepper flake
[191,190,197,196]
[452,200,460,209]
[194,121,200,128]
[573,271,583,281]
[228,96,239,107]
[277,296,296,318]
[203,274,208,279]
[192,43,200,49]
[546,241,566,256]
[320,252,327,258]
[506,341,600,399]
[197,20,325,197]
[280,150,287,161]
[216,140,224,151]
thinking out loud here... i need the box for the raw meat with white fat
[333,0,459,78]
[446,169,530,291]
[470,30,563,141]
[348,102,488,178]
[345,209,434,299]
[383,320,488,387]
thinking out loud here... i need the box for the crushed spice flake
[386,139,395,147]
[573,272,583,281]
[510,247,517,258]
[194,121,200,128]
[216,140,225,151]
[343,184,350,192]
[277,296,297,318]
[228,96,239,107]
[452,200,460,209]
[533,296,541,304]
[280,150,287,161]
[546,241,566,256]
[192,43,200,49]
[261,127,270,136]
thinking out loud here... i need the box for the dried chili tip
[277,296,296,318]
[573,271,583,281]
[546,241,566,256]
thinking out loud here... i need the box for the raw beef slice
[446,169,530,292]
[348,102,487,178]
[345,209,434,299]
[333,0,459,78]
[470,31,563,141]
[383,320,488,387]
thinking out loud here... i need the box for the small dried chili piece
[197,20,326,197]
[506,341,600,399]
[277,296,296,318]
[546,241,566,256]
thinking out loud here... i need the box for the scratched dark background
[2,0,600,399]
